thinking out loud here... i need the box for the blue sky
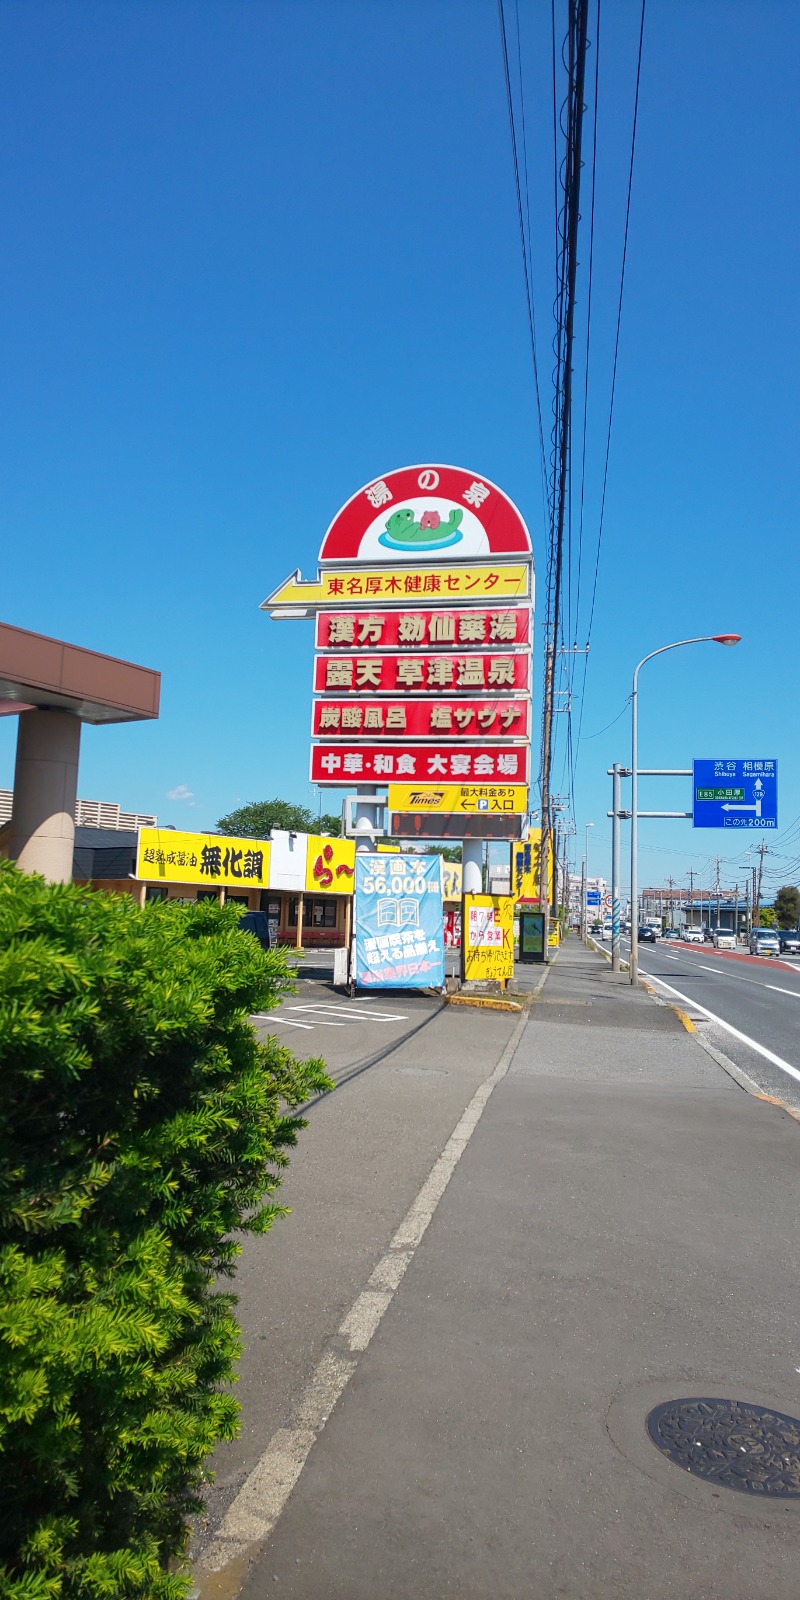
[1,1,798,897]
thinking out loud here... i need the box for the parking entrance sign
[693,759,777,829]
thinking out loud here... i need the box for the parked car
[661,929,680,942]
[712,929,736,951]
[638,924,658,943]
[682,927,704,944]
[238,910,273,950]
[749,927,781,958]
[778,928,800,954]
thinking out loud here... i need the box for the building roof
[0,621,160,725]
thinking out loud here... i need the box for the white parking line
[288,1004,408,1022]
[253,1015,314,1030]
[640,970,800,1085]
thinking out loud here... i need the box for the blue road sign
[692,759,777,830]
[586,890,601,905]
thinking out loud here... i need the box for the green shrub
[0,863,331,1598]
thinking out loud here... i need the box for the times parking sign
[692,759,777,829]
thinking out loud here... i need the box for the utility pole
[752,864,758,928]
[688,868,695,930]
[734,882,739,942]
[667,875,675,931]
[755,842,768,927]
[715,856,721,934]
[746,874,752,937]
[539,0,590,956]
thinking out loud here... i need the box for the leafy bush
[0,863,330,1598]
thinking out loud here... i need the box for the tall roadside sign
[692,759,777,830]
[262,463,534,985]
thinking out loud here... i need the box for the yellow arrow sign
[261,563,532,616]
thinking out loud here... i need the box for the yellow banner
[441,860,463,899]
[512,827,554,903]
[264,563,531,612]
[137,828,271,888]
[305,834,356,894]
[388,784,528,815]
[463,894,515,981]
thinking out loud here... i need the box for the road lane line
[197,998,534,1581]
[699,965,727,974]
[639,970,800,1085]
[766,985,800,999]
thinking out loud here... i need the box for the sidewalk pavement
[234,937,800,1599]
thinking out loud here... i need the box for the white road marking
[699,966,727,975]
[640,970,800,1085]
[289,1004,408,1022]
[197,1002,533,1579]
[255,1016,314,1030]
[766,985,800,1000]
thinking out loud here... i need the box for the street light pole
[629,633,740,986]
[584,821,594,940]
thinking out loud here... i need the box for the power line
[497,0,550,517]
[584,0,646,643]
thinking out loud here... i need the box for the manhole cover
[646,1398,800,1497]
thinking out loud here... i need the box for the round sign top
[317,464,532,564]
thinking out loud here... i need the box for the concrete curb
[446,994,523,1013]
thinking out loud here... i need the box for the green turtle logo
[379,505,463,552]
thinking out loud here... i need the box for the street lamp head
[712,634,741,646]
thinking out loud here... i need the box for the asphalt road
[619,936,800,1109]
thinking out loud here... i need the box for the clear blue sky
[1,1,798,898]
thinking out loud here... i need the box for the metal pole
[611,763,621,971]
[630,668,640,984]
[580,856,586,941]
[584,822,593,939]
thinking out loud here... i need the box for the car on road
[637,924,658,943]
[661,929,680,942]
[601,920,613,941]
[749,927,781,958]
[682,927,704,944]
[778,928,800,954]
[712,929,737,951]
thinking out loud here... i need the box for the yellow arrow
[260,570,326,614]
[261,563,531,616]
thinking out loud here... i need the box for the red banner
[315,606,530,651]
[313,652,530,694]
[312,699,529,739]
[310,745,529,785]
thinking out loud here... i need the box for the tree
[217,799,315,837]
[0,862,331,1597]
[317,813,342,838]
[759,905,777,928]
[773,885,800,929]
[419,844,462,862]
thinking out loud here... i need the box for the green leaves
[0,862,332,1596]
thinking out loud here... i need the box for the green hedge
[0,863,331,1598]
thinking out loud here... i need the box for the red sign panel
[310,745,529,785]
[313,652,530,694]
[316,606,530,650]
[317,464,532,562]
[312,699,529,739]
